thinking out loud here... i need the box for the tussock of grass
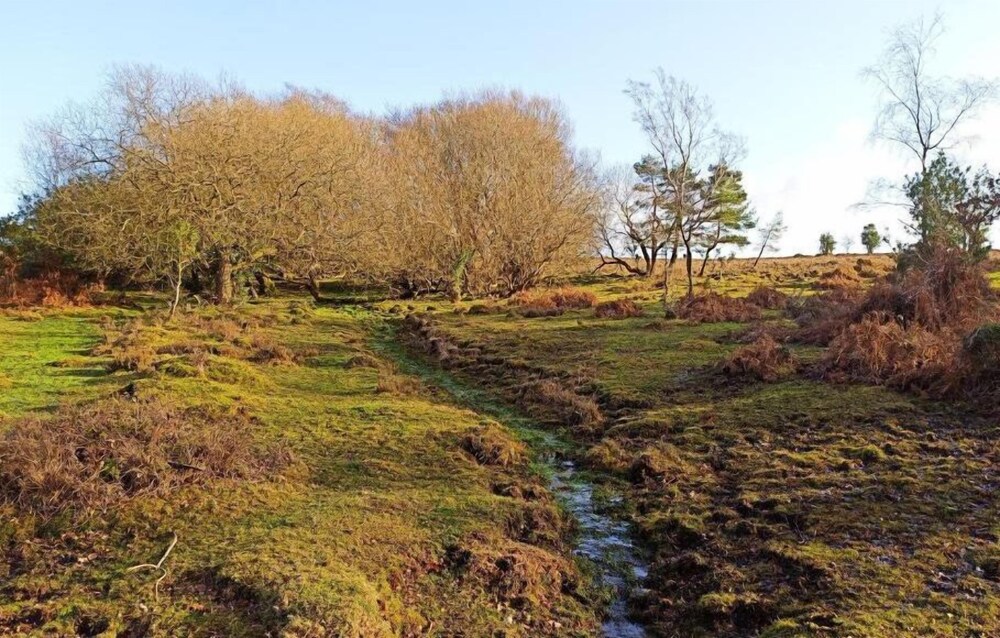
[746,286,788,310]
[510,287,597,318]
[460,423,526,467]
[594,298,644,319]
[677,292,761,323]
[720,335,797,382]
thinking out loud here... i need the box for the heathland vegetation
[2,13,1000,638]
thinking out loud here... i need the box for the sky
[2,0,999,255]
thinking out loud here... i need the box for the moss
[417,265,1000,637]
[0,296,601,636]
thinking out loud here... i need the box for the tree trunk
[168,263,184,321]
[698,249,712,277]
[214,252,233,305]
[685,249,694,297]
[306,273,323,302]
[661,254,674,313]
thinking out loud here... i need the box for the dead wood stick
[128,533,178,601]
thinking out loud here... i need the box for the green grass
[3,251,999,637]
[0,299,601,636]
[0,310,125,417]
[405,271,1000,637]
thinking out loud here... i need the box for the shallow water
[376,330,649,636]
[549,459,648,638]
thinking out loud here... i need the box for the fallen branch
[128,533,178,601]
[167,460,206,472]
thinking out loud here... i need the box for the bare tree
[596,160,672,276]
[864,14,996,171]
[386,91,599,298]
[27,65,386,315]
[625,69,745,300]
[841,234,856,254]
[752,212,786,268]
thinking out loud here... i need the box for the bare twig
[127,533,178,601]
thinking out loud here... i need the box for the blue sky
[2,0,999,254]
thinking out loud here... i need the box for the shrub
[786,287,863,345]
[815,265,861,290]
[0,265,99,308]
[746,286,788,310]
[107,344,157,373]
[855,257,891,278]
[852,248,994,331]
[962,324,1000,368]
[719,336,797,382]
[676,293,761,323]
[467,303,499,315]
[518,304,564,318]
[344,353,381,369]
[821,313,956,392]
[628,444,695,484]
[0,398,291,519]
[812,248,999,398]
[511,287,596,318]
[582,439,632,474]
[460,424,526,467]
[455,537,576,610]
[594,298,644,319]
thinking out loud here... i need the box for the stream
[374,325,650,637]
[548,458,648,638]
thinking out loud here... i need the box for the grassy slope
[0,301,601,637]
[412,255,1000,637]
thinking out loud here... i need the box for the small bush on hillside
[855,257,892,278]
[676,293,761,323]
[821,313,955,392]
[746,286,788,310]
[0,398,290,519]
[720,336,797,382]
[0,263,99,308]
[786,287,863,345]
[815,265,861,290]
[376,371,423,395]
[107,344,157,373]
[851,248,994,331]
[511,287,596,318]
[454,537,576,610]
[594,298,644,319]
[813,248,1000,399]
[344,353,381,369]
[467,303,500,315]
[460,423,526,467]
[518,304,564,318]
[962,324,1000,369]
[510,287,597,310]
[582,439,632,474]
[628,443,696,484]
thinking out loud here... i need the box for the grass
[2,252,999,637]
[0,309,121,417]
[0,298,602,636]
[398,255,1000,637]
